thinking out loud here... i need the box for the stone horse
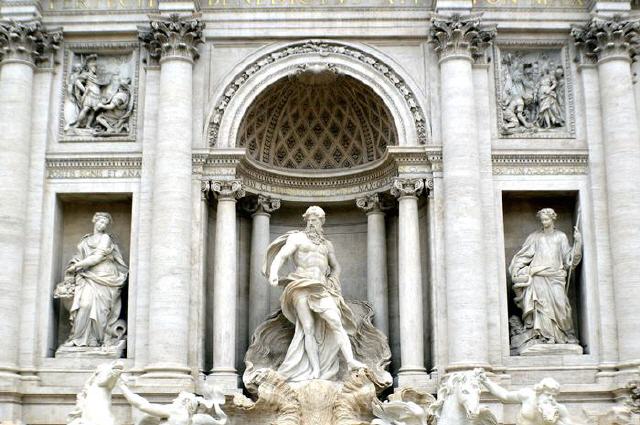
[428,370,497,425]
[68,360,124,425]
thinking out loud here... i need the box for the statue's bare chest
[297,239,329,256]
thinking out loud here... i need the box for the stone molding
[210,179,246,200]
[492,151,588,175]
[46,155,142,179]
[205,40,429,147]
[428,13,496,62]
[138,13,204,63]
[493,40,576,139]
[43,150,587,181]
[571,16,640,64]
[390,177,424,198]
[58,43,140,143]
[0,19,62,66]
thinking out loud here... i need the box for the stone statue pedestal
[519,343,583,356]
[55,340,126,359]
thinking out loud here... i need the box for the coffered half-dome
[237,70,398,171]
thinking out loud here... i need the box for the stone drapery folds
[0,19,62,65]
[138,13,204,63]
[428,13,496,61]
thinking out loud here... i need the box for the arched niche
[204,40,430,150]
[238,69,398,171]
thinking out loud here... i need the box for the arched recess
[204,40,431,149]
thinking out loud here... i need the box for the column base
[139,362,194,387]
[616,360,640,384]
[445,362,493,373]
[0,364,21,392]
[397,367,430,389]
[209,368,240,393]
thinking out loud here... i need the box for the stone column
[211,180,245,390]
[575,51,618,371]
[391,178,428,386]
[243,195,281,337]
[138,14,203,380]
[429,14,495,371]
[356,193,389,336]
[572,17,640,369]
[0,21,60,381]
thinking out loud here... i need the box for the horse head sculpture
[68,360,124,425]
[429,370,497,425]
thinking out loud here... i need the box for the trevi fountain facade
[0,0,640,423]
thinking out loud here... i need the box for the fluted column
[139,14,203,379]
[356,193,389,336]
[0,20,61,380]
[572,17,640,369]
[211,180,245,390]
[429,14,495,370]
[244,195,281,337]
[391,178,428,386]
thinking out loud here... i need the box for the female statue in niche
[509,208,582,354]
[54,212,128,356]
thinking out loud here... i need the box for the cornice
[46,154,142,179]
[491,150,588,175]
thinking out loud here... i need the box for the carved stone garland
[0,20,62,65]
[207,40,428,146]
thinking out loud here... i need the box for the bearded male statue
[262,206,367,382]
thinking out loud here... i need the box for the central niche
[238,69,398,170]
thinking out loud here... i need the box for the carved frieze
[60,44,139,142]
[494,44,575,139]
[491,151,588,175]
[0,20,62,66]
[46,155,142,179]
[138,13,204,62]
[571,16,640,64]
[428,13,496,61]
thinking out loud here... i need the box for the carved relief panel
[494,43,575,139]
[60,43,139,142]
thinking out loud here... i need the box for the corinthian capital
[356,193,384,213]
[390,178,424,199]
[0,20,62,66]
[429,13,496,61]
[139,13,204,63]
[211,180,245,200]
[242,195,281,215]
[571,16,640,64]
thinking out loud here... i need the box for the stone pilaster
[356,193,390,336]
[572,16,640,370]
[139,14,203,381]
[391,178,428,386]
[0,20,60,384]
[243,195,281,337]
[211,180,245,390]
[429,13,494,371]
